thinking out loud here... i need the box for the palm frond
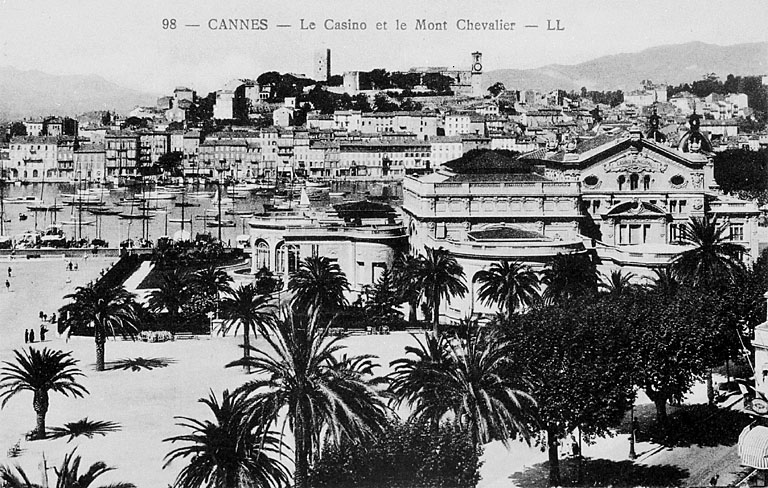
[47,418,121,442]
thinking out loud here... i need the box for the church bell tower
[471,52,483,98]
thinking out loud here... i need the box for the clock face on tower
[473,63,482,72]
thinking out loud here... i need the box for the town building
[248,201,407,295]
[335,139,431,179]
[74,143,107,182]
[23,120,44,137]
[105,131,140,181]
[8,136,59,181]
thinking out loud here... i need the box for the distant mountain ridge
[484,41,768,93]
[1,41,766,120]
[0,66,157,120]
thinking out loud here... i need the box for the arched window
[629,173,639,190]
[255,241,269,270]
[617,175,625,191]
[275,242,300,275]
[32,169,39,178]
[643,175,651,191]
[275,242,285,274]
[287,244,300,274]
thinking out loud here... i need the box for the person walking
[5,280,9,292]
[40,324,47,342]
[24,329,29,343]
[28,328,35,343]
[7,266,11,277]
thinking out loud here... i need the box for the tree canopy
[502,295,636,486]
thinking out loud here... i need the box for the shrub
[138,330,174,342]
[310,419,482,488]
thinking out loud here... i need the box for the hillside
[0,66,157,120]
[484,41,768,92]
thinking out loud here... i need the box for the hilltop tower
[470,52,483,97]
[314,49,331,82]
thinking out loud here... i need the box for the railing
[432,237,585,257]
[404,178,581,196]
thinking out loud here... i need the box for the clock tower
[470,52,483,98]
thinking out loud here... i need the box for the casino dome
[678,112,712,153]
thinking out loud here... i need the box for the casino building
[402,113,760,321]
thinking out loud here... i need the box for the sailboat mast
[0,158,5,236]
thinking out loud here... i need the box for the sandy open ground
[0,257,716,487]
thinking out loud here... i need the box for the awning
[739,424,768,469]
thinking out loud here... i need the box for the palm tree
[645,266,680,298]
[599,269,638,296]
[226,309,388,488]
[0,348,89,439]
[387,332,454,423]
[541,252,598,304]
[392,253,425,326]
[147,269,191,333]
[288,256,350,322]
[0,449,135,488]
[191,265,233,320]
[54,449,135,488]
[475,260,540,319]
[671,215,746,289]
[163,390,289,488]
[191,265,233,300]
[0,464,39,488]
[671,215,746,405]
[388,327,536,448]
[415,247,467,335]
[61,283,140,371]
[219,284,275,373]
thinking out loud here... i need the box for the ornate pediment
[603,151,668,173]
[604,200,669,219]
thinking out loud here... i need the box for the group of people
[39,310,56,323]
[24,324,47,343]
[66,261,79,272]
[23,311,56,344]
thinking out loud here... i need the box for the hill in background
[0,66,157,120]
[484,41,768,92]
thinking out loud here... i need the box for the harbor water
[0,183,279,247]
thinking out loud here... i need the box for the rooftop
[468,226,546,240]
[442,149,531,174]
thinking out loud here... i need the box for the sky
[0,0,766,95]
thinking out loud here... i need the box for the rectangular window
[436,223,447,239]
[372,263,386,284]
[629,224,642,244]
[311,244,319,257]
[669,223,679,242]
[730,223,744,241]
[678,200,686,214]
[618,224,627,244]
[669,200,677,213]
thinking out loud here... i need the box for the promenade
[0,257,750,487]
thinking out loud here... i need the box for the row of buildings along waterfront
[3,106,765,185]
[242,113,762,322]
